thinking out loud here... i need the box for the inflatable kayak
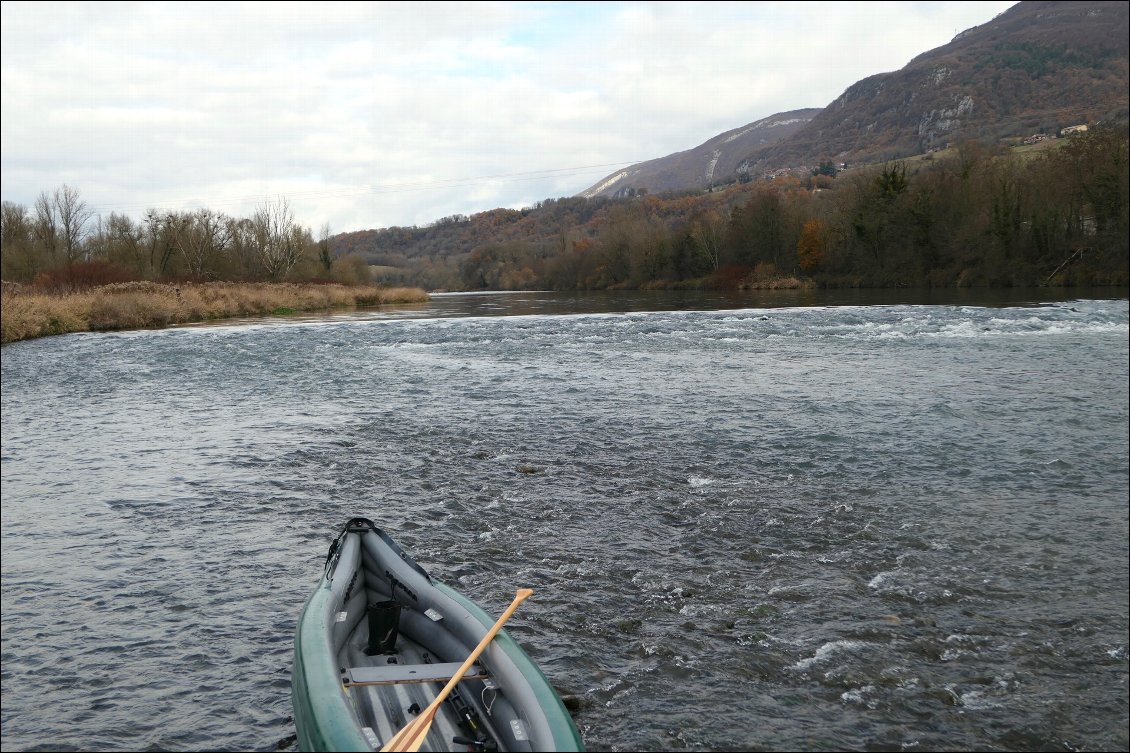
[291,517,585,752]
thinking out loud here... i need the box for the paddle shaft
[380,588,535,752]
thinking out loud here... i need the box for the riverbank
[0,281,429,345]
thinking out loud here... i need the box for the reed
[0,281,429,344]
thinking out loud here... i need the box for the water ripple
[3,295,1128,752]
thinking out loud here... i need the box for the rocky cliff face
[741,0,1129,173]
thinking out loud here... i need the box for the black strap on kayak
[324,517,379,574]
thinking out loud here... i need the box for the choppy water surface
[2,291,1128,752]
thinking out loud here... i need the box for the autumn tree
[317,223,334,276]
[331,254,372,284]
[796,219,828,274]
[460,241,544,289]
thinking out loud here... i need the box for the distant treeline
[3,125,1127,293]
[337,124,1129,292]
[0,194,375,290]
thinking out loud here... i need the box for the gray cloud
[1,1,1017,233]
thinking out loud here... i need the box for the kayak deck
[340,636,484,750]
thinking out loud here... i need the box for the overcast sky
[1,1,1018,234]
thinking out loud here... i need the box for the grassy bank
[0,281,429,345]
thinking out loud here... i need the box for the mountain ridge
[578,108,820,199]
[580,0,1128,198]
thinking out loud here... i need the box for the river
[2,288,1127,751]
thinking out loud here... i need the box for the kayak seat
[343,662,487,687]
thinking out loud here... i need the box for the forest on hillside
[339,124,1129,291]
[2,125,1127,293]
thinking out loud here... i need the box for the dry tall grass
[0,281,429,344]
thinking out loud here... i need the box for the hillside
[579,109,820,199]
[741,0,1129,174]
[330,0,1128,291]
[578,1,1128,196]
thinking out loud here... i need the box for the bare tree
[144,209,186,278]
[177,208,231,278]
[252,197,303,279]
[33,191,60,263]
[54,184,94,264]
[691,208,725,271]
[2,202,31,247]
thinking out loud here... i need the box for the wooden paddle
[380,588,535,752]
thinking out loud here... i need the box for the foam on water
[2,293,1127,752]
[794,640,873,670]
